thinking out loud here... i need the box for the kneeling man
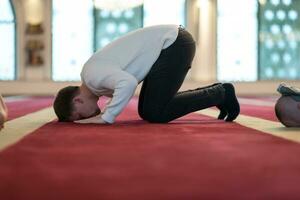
[53,25,240,124]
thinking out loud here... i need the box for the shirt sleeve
[89,68,138,124]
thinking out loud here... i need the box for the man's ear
[73,97,84,104]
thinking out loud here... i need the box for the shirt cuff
[101,111,115,124]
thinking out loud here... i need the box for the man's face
[71,96,101,121]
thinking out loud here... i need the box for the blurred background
[0,0,299,95]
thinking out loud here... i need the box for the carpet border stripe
[196,109,300,144]
[1,104,298,152]
[238,98,275,107]
[0,107,56,151]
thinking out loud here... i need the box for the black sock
[217,105,227,120]
[193,83,228,120]
[222,83,240,122]
[199,83,228,120]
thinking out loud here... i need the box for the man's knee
[138,109,169,123]
[147,117,169,123]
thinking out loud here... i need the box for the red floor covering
[238,96,278,122]
[0,97,300,200]
[6,97,54,120]
[240,104,277,122]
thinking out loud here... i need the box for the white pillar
[192,0,217,82]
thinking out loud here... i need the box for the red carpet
[6,97,54,120]
[240,104,277,121]
[238,96,278,121]
[0,97,300,200]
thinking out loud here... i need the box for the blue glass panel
[94,7,143,50]
[52,0,186,81]
[259,0,300,80]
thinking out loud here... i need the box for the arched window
[52,0,186,81]
[217,0,258,81]
[94,0,186,50]
[217,0,300,81]
[0,0,16,80]
[94,6,143,50]
[52,0,94,81]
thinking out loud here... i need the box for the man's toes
[222,83,240,122]
[225,111,239,122]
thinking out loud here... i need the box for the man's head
[275,96,300,127]
[53,86,100,122]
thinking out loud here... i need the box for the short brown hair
[53,86,79,122]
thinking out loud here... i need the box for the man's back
[81,24,179,83]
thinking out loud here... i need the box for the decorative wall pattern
[94,7,143,50]
[259,0,300,80]
[218,0,300,81]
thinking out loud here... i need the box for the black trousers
[138,27,225,123]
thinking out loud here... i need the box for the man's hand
[74,114,107,124]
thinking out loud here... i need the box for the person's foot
[0,112,5,130]
[0,94,7,131]
[221,83,240,122]
[209,83,228,120]
[217,104,227,120]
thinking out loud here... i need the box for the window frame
[51,0,187,82]
[51,0,94,81]
[93,5,144,52]
[216,0,300,82]
[0,0,17,81]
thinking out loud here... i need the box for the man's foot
[217,105,227,120]
[221,83,240,122]
[0,94,7,131]
[199,83,228,120]
[0,113,5,130]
